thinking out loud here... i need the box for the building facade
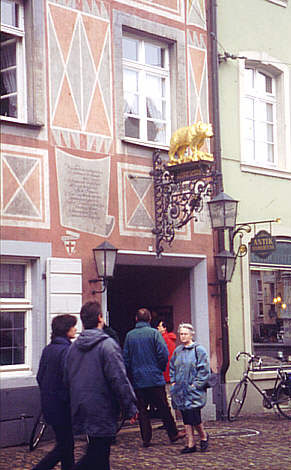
[217,0,291,413]
[0,0,222,446]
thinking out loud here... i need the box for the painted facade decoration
[188,32,209,127]
[56,149,114,236]
[187,0,206,29]
[0,144,50,228]
[48,2,112,153]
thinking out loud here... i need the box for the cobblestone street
[1,413,290,470]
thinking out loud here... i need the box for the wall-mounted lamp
[208,192,250,282]
[208,192,280,283]
[90,242,118,294]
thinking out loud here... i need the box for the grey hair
[178,323,195,337]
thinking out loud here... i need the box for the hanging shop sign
[250,230,277,258]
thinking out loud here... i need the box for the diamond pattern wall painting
[47,2,112,153]
[0,145,50,228]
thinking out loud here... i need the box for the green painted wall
[217,0,291,405]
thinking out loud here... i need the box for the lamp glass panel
[208,201,225,229]
[224,200,238,228]
[94,250,106,278]
[105,250,117,278]
[215,256,236,282]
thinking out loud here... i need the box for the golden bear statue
[168,121,214,165]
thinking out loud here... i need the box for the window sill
[241,162,291,179]
[122,136,169,152]
[1,117,44,129]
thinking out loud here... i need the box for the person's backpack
[194,346,217,390]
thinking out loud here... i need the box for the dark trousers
[33,424,74,470]
[72,436,112,470]
[135,385,178,444]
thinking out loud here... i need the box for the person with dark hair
[65,301,137,470]
[123,308,185,448]
[32,314,77,470]
[157,320,177,423]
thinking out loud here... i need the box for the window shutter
[46,258,82,342]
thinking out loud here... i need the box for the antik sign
[250,230,277,259]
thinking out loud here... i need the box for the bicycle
[29,412,47,451]
[29,408,127,451]
[227,351,291,421]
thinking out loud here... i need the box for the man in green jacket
[123,308,184,448]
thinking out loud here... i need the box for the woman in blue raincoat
[170,323,210,454]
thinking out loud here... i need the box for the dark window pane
[0,330,12,347]
[0,265,25,298]
[0,312,25,365]
[1,0,18,27]
[125,117,140,139]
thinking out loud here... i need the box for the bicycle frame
[238,352,284,407]
[242,372,280,408]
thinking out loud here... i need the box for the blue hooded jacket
[169,342,210,410]
[65,328,137,437]
[123,321,168,389]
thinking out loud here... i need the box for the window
[122,34,170,145]
[251,269,291,366]
[0,0,26,121]
[0,262,31,368]
[243,68,276,165]
[240,55,290,175]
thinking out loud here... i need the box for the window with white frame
[243,67,276,165]
[122,34,170,145]
[0,0,26,121]
[240,55,290,174]
[0,262,31,368]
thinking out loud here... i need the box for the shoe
[200,433,209,452]
[143,442,151,447]
[181,445,197,454]
[170,431,185,443]
[157,424,166,430]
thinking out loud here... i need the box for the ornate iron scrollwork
[151,150,218,256]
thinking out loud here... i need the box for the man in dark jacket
[32,314,77,470]
[65,301,137,470]
[123,308,184,447]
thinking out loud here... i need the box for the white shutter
[46,258,82,341]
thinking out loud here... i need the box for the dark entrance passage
[107,264,190,346]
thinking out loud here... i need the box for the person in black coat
[65,301,138,470]
[32,314,77,470]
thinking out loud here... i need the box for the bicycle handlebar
[236,352,262,367]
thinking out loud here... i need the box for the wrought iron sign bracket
[150,150,218,257]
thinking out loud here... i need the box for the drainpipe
[209,0,229,419]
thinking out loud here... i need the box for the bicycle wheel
[227,380,247,421]
[275,382,291,419]
[29,413,46,451]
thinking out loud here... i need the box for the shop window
[122,34,170,145]
[0,262,31,368]
[251,269,291,366]
[0,0,26,121]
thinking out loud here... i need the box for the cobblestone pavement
[1,413,291,470]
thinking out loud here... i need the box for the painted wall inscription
[56,149,114,236]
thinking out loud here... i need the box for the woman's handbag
[195,346,217,390]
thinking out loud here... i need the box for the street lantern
[208,191,238,230]
[91,242,118,293]
[214,250,236,283]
